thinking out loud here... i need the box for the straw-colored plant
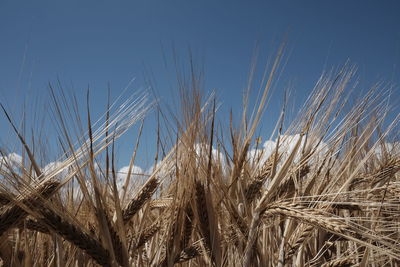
[0,51,399,266]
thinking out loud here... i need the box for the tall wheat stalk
[0,54,399,266]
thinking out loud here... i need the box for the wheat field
[0,55,399,266]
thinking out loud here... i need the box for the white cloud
[248,134,329,168]
[116,165,146,188]
[43,161,69,179]
[194,143,225,166]
[115,165,149,200]
[248,140,277,167]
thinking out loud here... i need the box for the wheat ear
[136,221,161,248]
[174,242,203,263]
[264,203,352,235]
[20,218,50,234]
[122,176,159,223]
[286,224,314,260]
[40,208,111,267]
[0,180,59,236]
[195,181,211,250]
[245,156,273,202]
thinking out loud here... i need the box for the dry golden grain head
[0,54,399,267]
[122,176,160,223]
[40,208,111,267]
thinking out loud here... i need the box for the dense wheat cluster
[0,56,399,266]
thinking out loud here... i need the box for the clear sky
[1,1,399,169]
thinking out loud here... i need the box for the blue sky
[1,1,399,169]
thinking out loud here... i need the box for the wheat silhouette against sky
[0,2,399,266]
